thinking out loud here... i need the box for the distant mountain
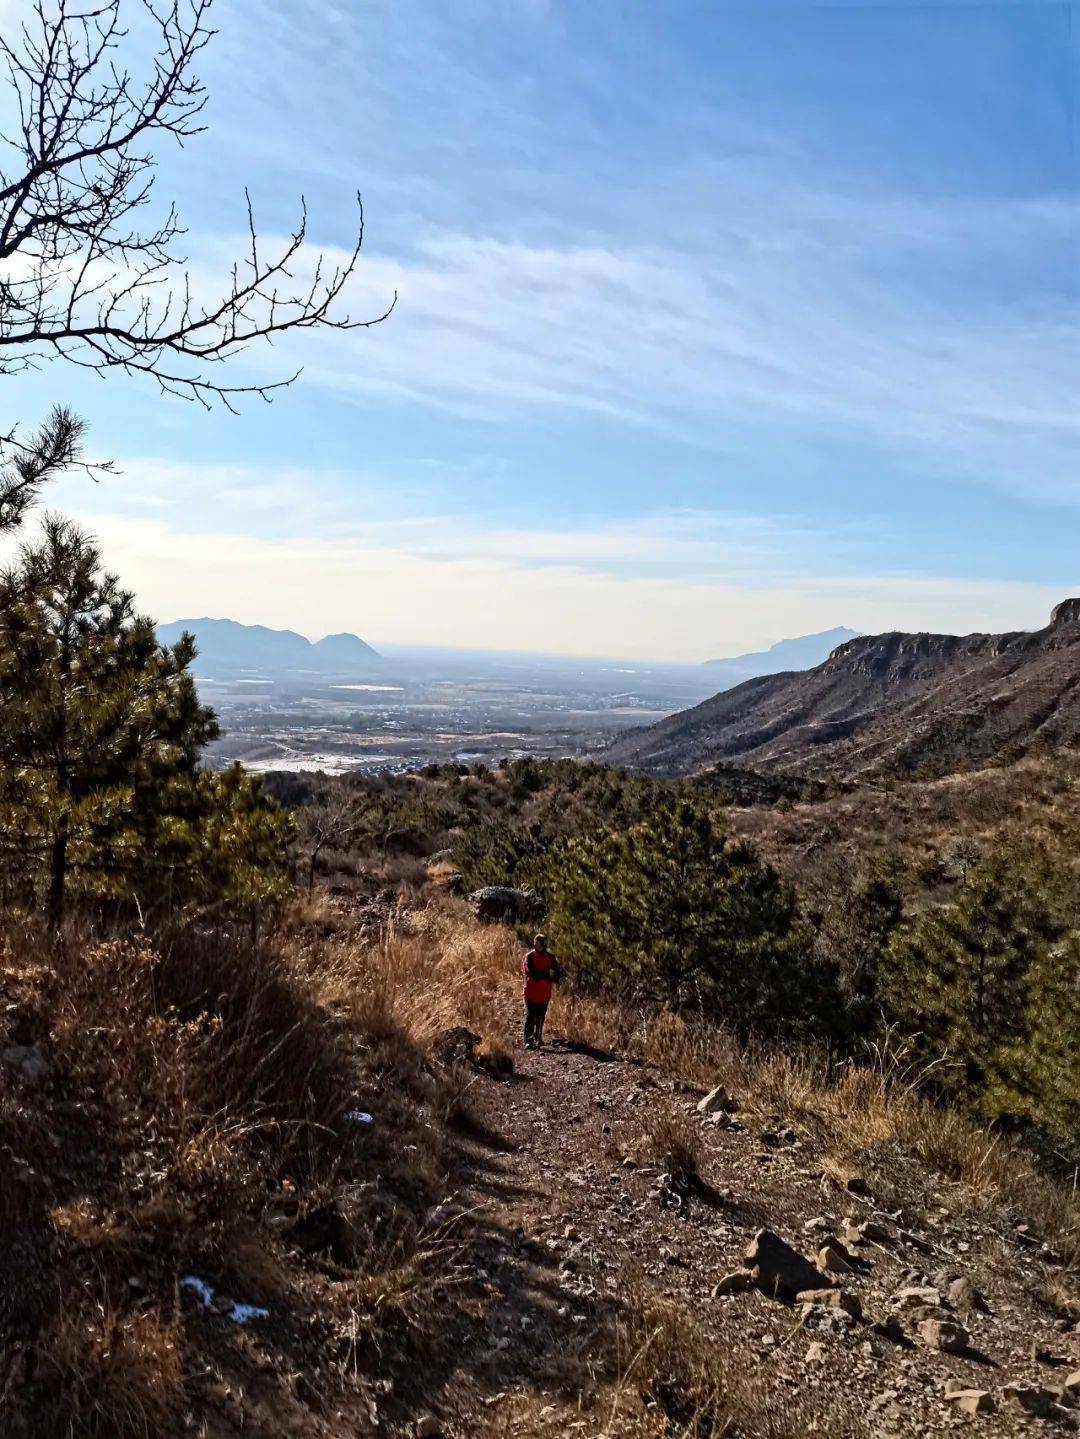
[313,632,381,667]
[158,618,381,675]
[606,601,1080,781]
[703,627,859,687]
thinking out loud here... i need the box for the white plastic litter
[345,1110,374,1125]
[181,1275,269,1325]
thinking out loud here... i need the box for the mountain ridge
[605,601,1080,780]
[703,625,860,680]
[158,617,381,675]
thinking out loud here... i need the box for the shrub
[544,796,830,1037]
[884,852,1080,1167]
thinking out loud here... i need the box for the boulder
[806,1341,826,1364]
[918,1318,969,1353]
[469,886,546,924]
[817,1239,857,1275]
[697,1085,733,1116]
[1003,1385,1056,1419]
[944,1390,994,1416]
[873,1315,906,1345]
[843,1217,892,1246]
[744,1229,825,1302]
[430,1027,481,1066]
[797,1287,863,1320]
[947,1276,987,1313]
[712,1271,753,1297]
[895,1285,942,1310]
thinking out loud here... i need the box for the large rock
[797,1288,863,1320]
[744,1229,825,1302]
[947,1275,987,1313]
[697,1084,733,1116]
[843,1217,892,1246]
[895,1285,942,1311]
[430,1027,481,1066]
[919,1318,969,1353]
[712,1270,753,1297]
[1003,1385,1056,1419]
[817,1239,857,1275]
[945,1390,994,1416]
[469,886,546,925]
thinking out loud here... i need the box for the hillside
[606,601,1080,780]
[158,618,381,676]
[5,891,1077,1439]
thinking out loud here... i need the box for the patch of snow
[181,1275,269,1325]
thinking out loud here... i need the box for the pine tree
[147,766,292,935]
[991,931,1080,1167]
[883,853,1077,1139]
[0,516,218,926]
[545,796,821,1035]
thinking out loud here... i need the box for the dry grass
[42,1308,183,1439]
[295,901,520,1060]
[639,1109,700,1182]
[729,751,1080,900]
[0,901,517,1437]
[4,882,1078,1436]
[599,1286,866,1438]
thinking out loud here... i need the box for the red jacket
[522,948,560,1004]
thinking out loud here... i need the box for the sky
[5,0,1080,661]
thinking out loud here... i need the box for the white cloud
[43,508,1073,663]
[192,201,1080,503]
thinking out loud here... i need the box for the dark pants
[524,1000,548,1046]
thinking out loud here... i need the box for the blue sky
[9,0,1080,659]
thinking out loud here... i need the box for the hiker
[522,933,561,1049]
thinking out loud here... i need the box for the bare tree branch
[0,0,393,410]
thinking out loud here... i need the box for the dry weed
[41,1306,182,1439]
[640,1109,700,1182]
[602,1286,866,1438]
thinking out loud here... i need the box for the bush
[884,852,1080,1167]
[544,796,830,1037]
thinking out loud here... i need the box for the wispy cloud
[196,199,1080,503]
[32,504,1074,663]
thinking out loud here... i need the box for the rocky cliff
[605,602,1080,780]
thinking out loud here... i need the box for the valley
[188,646,726,775]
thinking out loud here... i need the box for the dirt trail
[408,1024,1079,1439]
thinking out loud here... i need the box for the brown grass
[4,883,1078,1436]
[0,902,514,1437]
[640,1108,700,1182]
[42,1307,183,1439]
[600,1286,867,1438]
[728,751,1080,902]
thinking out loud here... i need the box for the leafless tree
[295,784,365,892]
[0,0,393,412]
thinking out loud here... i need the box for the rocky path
[413,1027,1079,1439]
